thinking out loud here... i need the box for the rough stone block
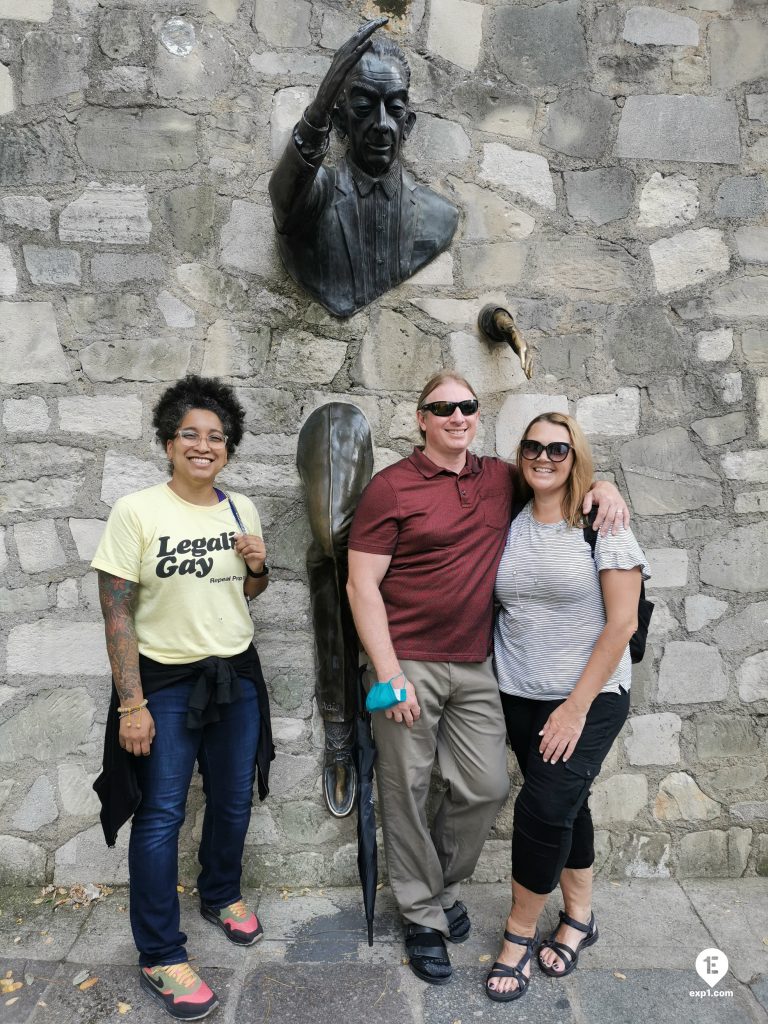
[155,26,235,101]
[157,291,195,329]
[757,378,768,442]
[678,827,751,878]
[408,251,453,286]
[202,319,271,379]
[638,173,699,230]
[57,578,79,610]
[97,8,142,59]
[605,303,684,374]
[100,451,166,506]
[473,90,535,141]
[735,489,768,513]
[737,651,768,703]
[406,114,471,178]
[564,167,634,225]
[0,584,48,617]
[177,263,248,312]
[0,301,71,384]
[449,178,535,240]
[21,31,88,105]
[58,395,143,438]
[59,184,151,244]
[537,235,639,300]
[654,772,720,822]
[624,713,682,765]
[410,295,479,327]
[620,427,721,515]
[685,595,728,633]
[13,775,58,831]
[91,253,164,285]
[3,396,50,432]
[657,642,727,704]
[742,328,768,362]
[0,63,14,115]
[0,243,17,295]
[54,823,129,885]
[496,394,569,460]
[0,836,46,884]
[715,175,768,218]
[479,144,556,209]
[0,195,51,230]
[645,548,688,589]
[270,86,311,159]
[0,123,76,184]
[447,330,527,395]
[709,18,768,89]
[614,831,671,878]
[69,518,106,560]
[736,226,768,264]
[161,184,215,257]
[5,476,84,515]
[747,95,768,123]
[543,89,615,158]
[721,450,768,482]
[58,764,100,816]
[699,764,766,803]
[275,331,346,386]
[731,802,768,824]
[427,0,483,71]
[696,327,733,362]
[352,310,442,391]
[696,716,759,759]
[15,518,66,573]
[23,245,81,286]
[719,370,741,405]
[691,412,745,447]
[93,65,151,100]
[268,751,318,798]
[0,687,95,762]
[80,337,192,383]
[491,0,587,87]
[591,774,648,825]
[76,108,197,172]
[700,523,768,593]
[623,7,698,45]
[649,228,729,295]
[0,0,52,19]
[462,242,526,288]
[220,199,278,277]
[615,96,740,164]
[576,388,639,436]
[252,0,311,47]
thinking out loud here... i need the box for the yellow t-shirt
[91,483,262,664]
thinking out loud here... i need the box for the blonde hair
[516,412,594,527]
[416,372,478,440]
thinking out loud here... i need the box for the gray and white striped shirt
[493,501,651,700]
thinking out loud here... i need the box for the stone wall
[0,0,766,888]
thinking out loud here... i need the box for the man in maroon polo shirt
[346,371,627,986]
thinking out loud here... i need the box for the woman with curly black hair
[92,375,274,1020]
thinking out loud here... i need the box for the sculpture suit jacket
[269,144,459,318]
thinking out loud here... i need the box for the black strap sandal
[404,924,452,985]
[538,910,598,977]
[445,900,471,944]
[485,927,539,1003]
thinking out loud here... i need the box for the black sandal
[485,927,539,1003]
[538,910,598,977]
[404,924,452,985]
[445,900,471,944]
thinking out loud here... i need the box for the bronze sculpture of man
[269,18,459,318]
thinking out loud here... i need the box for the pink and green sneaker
[201,899,264,946]
[140,962,218,1020]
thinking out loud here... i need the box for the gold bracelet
[117,698,148,714]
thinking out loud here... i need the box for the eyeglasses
[520,440,572,462]
[419,399,479,417]
[174,429,228,447]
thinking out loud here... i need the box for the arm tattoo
[97,571,142,706]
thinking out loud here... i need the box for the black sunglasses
[419,399,479,417]
[520,440,572,462]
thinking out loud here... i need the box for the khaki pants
[368,657,509,934]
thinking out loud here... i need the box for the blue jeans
[129,678,260,966]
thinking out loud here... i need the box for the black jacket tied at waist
[93,645,275,848]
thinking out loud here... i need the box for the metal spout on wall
[478,304,533,379]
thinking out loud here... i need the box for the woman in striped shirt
[485,412,650,1003]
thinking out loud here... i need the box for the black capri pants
[501,687,630,895]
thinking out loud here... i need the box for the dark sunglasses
[520,439,572,462]
[419,399,479,417]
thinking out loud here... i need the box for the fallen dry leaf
[79,977,99,991]
[37,1001,47,1008]
[24,974,34,986]
[12,937,20,945]
[117,1002,132,1015]
[0,980,22,995]
[5,997,19,1007]
[478,954,491,962]
[614,971,627,980]
[176,885,185,893]
[71,969,90,986]
[32,898,44,906]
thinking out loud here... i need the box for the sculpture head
[332,37,416,177]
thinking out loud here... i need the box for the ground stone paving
[0,881,765,1024]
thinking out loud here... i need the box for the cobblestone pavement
[1,879,766,1024]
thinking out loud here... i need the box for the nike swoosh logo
[144,972,165,990]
